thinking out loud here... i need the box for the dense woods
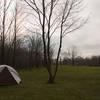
[0,33,44,69]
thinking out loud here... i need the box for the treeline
[0,0,55,70]
[61,56,100,66]
[0,34,45,69]
[0,0,44,70]
[0,0,99,70]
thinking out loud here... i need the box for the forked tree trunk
[24,0,85,84]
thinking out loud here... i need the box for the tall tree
[24,0,87,83]
[12,0,27,66]
[0,0,13,64]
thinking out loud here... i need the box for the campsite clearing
[0,66,100,100]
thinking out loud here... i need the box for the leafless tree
[64,46,79,66]
[24,0,87,83]
[0,0,27,65]
[25,31,43,68]
[12,1,22,66]
[0,0,13,64]
[71,46,78,65]
[10,0,27,66]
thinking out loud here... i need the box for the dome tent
[0,65,21,85]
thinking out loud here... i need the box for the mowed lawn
[0,66,100,100]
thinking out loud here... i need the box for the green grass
[0,66,100,100]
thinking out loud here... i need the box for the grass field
[0,66,100,100]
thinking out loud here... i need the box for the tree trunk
[72,57,75,66]
[1,42,5,64]
[12,42,16,66]
[48,75,54,83]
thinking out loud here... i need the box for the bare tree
[0,0,13,64]
[11,0,27,66]
[24,0,87,83]
[12,1,21,66]
[63,46,79,66]
[70,46,78,65]
[0,0,27,65]
[25,31,43,68]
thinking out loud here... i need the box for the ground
[0,66,100,100]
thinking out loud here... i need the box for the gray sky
[1,0,99,57]
[24,0,100,57]
[61,0,100,57]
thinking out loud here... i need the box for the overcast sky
[61,0,100,57]
[1,0,99,57]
